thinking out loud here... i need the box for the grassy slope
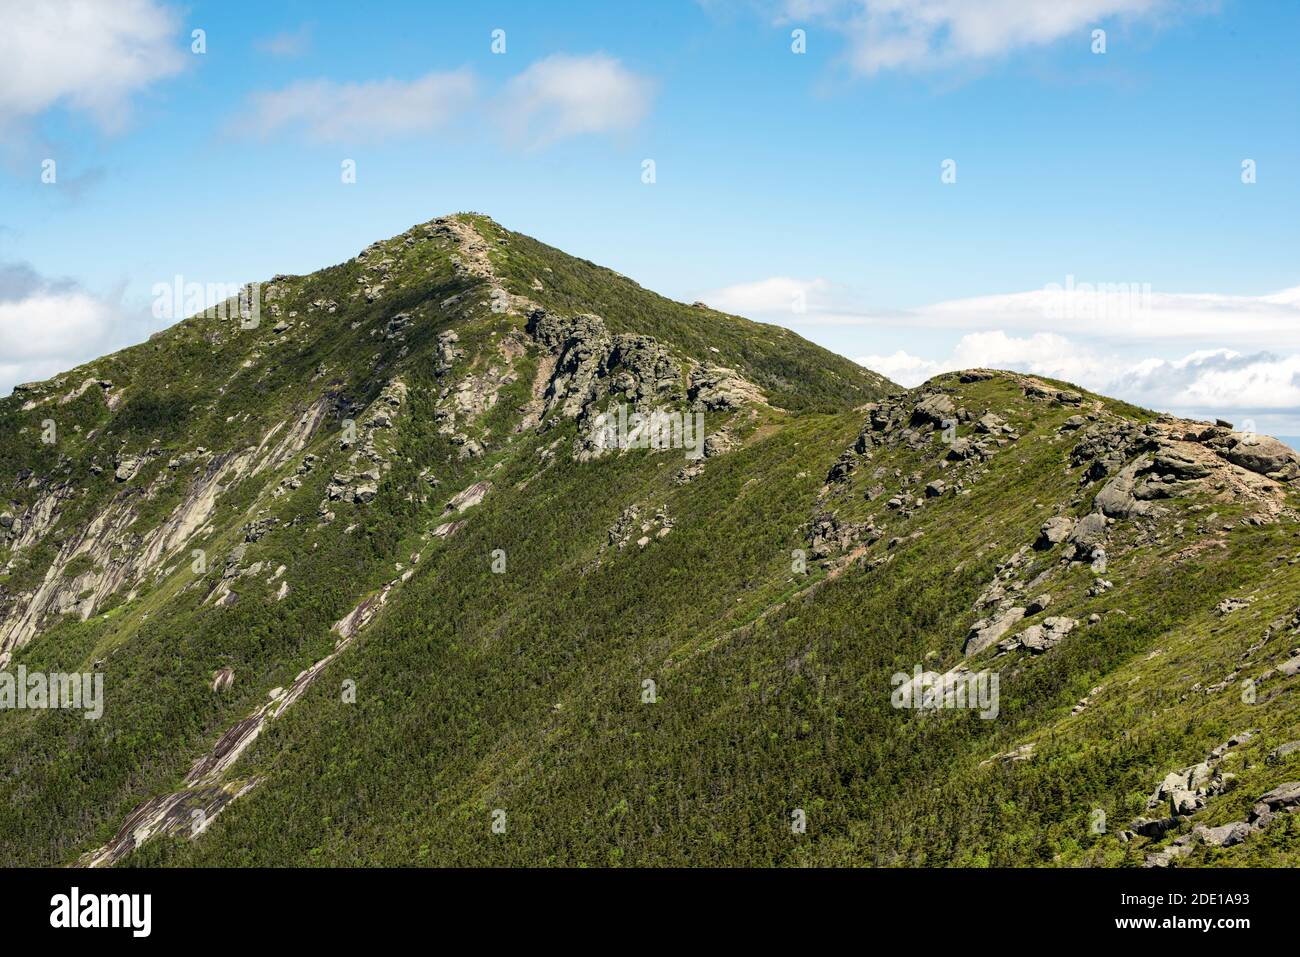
[132,374,1300,867]
[0,215,892,865]
[1,216,1296,867]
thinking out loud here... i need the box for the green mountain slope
[1,215,1297,868]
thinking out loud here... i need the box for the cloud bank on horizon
[702,274,1300,438]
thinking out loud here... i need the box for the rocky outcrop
[687,365,764,412]
[0,447,257,660]
[964,606,1026,656]
[445,481,491,514]
[1035,516,1074,549]
[1000,616,1077,654]
[80,556,418,867]
[911,392,955,426]
[1123,730,1300,866]
[1221,434,1300,482]
[1094,454,1159,520]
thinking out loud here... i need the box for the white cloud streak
[496,54,656,149]
[778,0,1177,74]
[237,54,654,147]
[241,70,476,142]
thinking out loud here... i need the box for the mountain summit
[2,215,1298,868]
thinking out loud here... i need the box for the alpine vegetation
[1,214,1298,872]
[891,664,999,719]
[0,667,103,720]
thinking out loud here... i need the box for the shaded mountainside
[1,214,1298,868]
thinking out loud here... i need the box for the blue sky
[2,0,1298,439]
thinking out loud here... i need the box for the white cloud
[0,264,145,395]
[254,24,312,58]
[707,270,1300,438]
[856,334,1300,439]
[716,273,1300,349]
[917,282,1300,345]
[1113,350,1300,411]
[857,330,1106,387]
[497,54,655,148]
[704,276,831,314]
[0,0,184,132]
[241,70,476,142]
[237,54,654,147]
[779,0,1177,75]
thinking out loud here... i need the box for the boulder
[1010,616,1077,654]
[1223,435,1300,481]
[1255,781,1300,811]
[964,606,1026,656]
[1035,516,1074,549]
[1068,512,1108,549]
[912,392,955,426]
[1095,455,1157,519]
[1194,821,1250,848]
[1168,788,1204,816]
[1266,741,1300,764]
[946,438,975,460]
[1154,448,1211,480]
[114,455,145,483]
[688,366,764,412]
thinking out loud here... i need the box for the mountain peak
[4,222,1300,870]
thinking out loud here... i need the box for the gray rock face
[1153,447,1211,480]
[114,454,145,483]
[964,606,1026,656]
[1223,434,1300,481]
[445,480,491,514]
[1095,455,1158,519]
[1068,512,1108,549]
[946,437,976,460]
[1025,593,1052,615]
[1035,516,1074,549]
[1004,616,1077,654]
[434,329,463,376]
[1256,780,1300,811]
[527,309,731,432]
[1194,821,1251,847]
[911,392,955,425]
[688,365,763,412]
[606,336,682,407]
[530,311,613,421]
